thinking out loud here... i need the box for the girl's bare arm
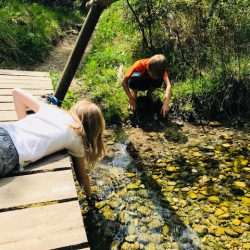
[71,156,92,199]
[12,88,41,120]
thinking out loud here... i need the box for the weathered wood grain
[0,69,88,250]
[23,151,71,172]
[0,170,77,209]
[0,89,52,96]
[0,201,88,250]
[0,69,50,77]
[0,103,15,110]
[0,83,52,89]
[0,111,17,121]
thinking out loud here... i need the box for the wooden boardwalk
[0,69,89,249]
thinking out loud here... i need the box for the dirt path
[34,33,78,73]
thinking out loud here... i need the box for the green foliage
[26,0,87,11]
[0,0,81,67]
[76,2,136,124]
[173,67,250,119]
[126,0,250,119]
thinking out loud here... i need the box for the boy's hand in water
[129,97,137,110]
[161,103,169,117]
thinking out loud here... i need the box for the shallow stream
[80,123,250,250]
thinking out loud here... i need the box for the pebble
[187,191,197,199]
[232,219,241,226]
[208,196,221,204]
[215,227,225,236]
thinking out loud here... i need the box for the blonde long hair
[69,100,105,163]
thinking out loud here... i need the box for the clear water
[84,142,203,250]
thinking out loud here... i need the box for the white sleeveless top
[1,104,85,166]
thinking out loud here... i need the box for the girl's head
[147,54,167,79]
[70,100,105,163]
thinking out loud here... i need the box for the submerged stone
[232,227,244,234]
[193,152,202,157]
[243,216,250,223]
[194,225,207,235]
[187,191,197,199]
[232,219,241,226]
[214,208,225,217]
[232,181,247,189]
[125,235,137,243]
[101,205,116,220]
[128,225,136,235]
[111,240,120,250]
[162,225,170,236]
[215,227,225,236]
[202,205,215,213]
[127,173,136,178]
[148,220,163,230]
[137,206,151,216]
[166,166,177,172]
[208,196,221,204]
[138,189,149,198]
[127,183,140,190]
[147,243,156,250]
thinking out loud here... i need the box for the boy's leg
[131,89,138,101]
[146,78,163,102]
[146,87,155,102]
[129,89,138,110]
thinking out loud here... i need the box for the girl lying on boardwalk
[0,88,105,198]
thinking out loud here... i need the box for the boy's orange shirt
[125,59,168,79]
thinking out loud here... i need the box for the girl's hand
[161,103,169,117]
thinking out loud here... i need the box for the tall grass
[0,0,81,68]
[75,1,139,124]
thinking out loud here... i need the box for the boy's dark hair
[148,54,167,77]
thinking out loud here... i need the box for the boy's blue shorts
[128,72,163,91]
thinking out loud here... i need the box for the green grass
[74,1,139,124]
[0,0,82,68]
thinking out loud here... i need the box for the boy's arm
[71,156,92,199]
[121,76,137,110]
[161,75,172,117]
[13,88,41,120]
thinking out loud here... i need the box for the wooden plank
[0,111,17,121]
[0,84,52,89]
[0,79,52,85]
[0,96,13,102]
[0,89,52,96]
[0,69,50,77]
[0,103,15,110]
[0,201,88,250]
[23,152,71,172]
[0,75,52,81]
[0,95,41,103]
[0,170,77,209]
